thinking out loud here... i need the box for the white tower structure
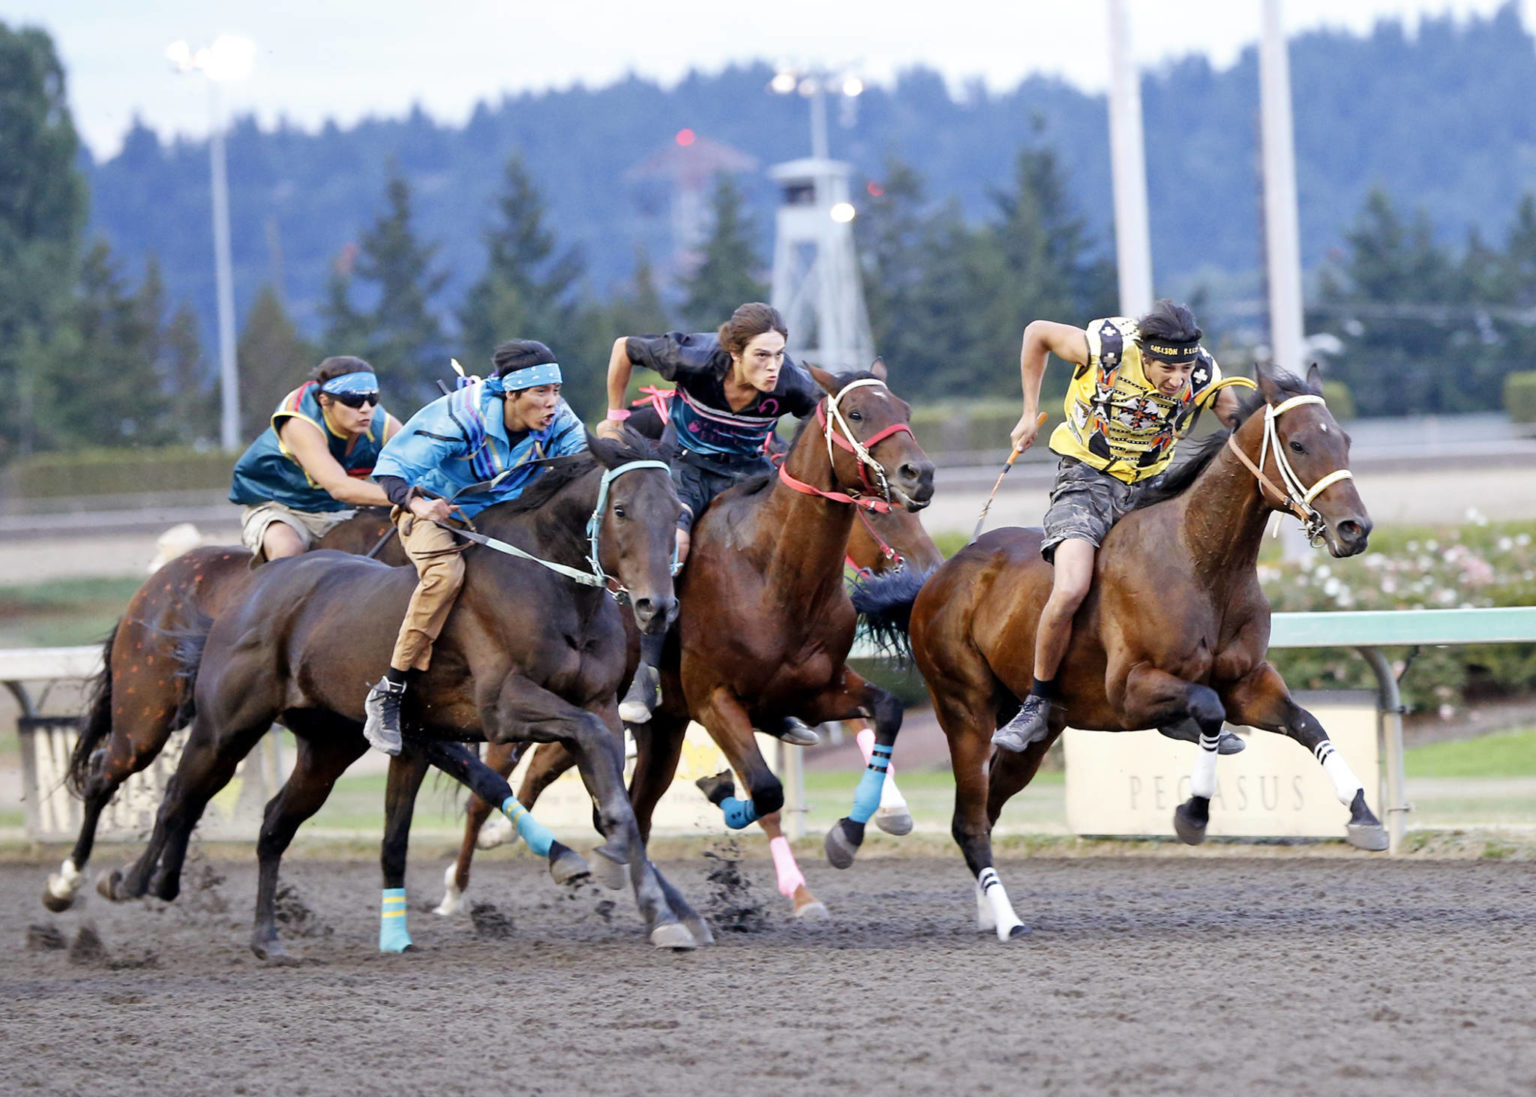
[768,157,874,373]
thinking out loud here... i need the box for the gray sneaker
[363,677,405,755]
[618,663,660,724]
[1157,718,1246,755]
[992,695,1052,753]
[759,715,820,747]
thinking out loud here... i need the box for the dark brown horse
[856,366,1384,941]
[433,487,945,919]
[41,510,403,912]
[97,434,710,954]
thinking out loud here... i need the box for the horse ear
[1306,361,1324,395]
[869,356,888,382]
[1255,362,1281,403]
[807,364,840,395]
[586,429,623,469]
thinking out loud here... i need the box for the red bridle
[776,388,914,513]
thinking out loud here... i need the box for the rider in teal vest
[228,356,403,561]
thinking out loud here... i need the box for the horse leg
[695,687,784,832]
[419,740,590,886]
[853,721,912,836]
[435,739,528,917]
[251,731,367,960]
[1224,663,1388,851]
[627,713,688,845]
[1121,666,1229,846]
[375,746,431,953]
[485,676,696,949]
[756,811,828,920]
[798,669,902,869]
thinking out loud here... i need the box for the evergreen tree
[238,285,315,439]
[1310,189,1469,415]
[678,174,767,330]
[857,158,933,379]
[457,154,585,368]
[0,23,88,458]
[53,242,173,447]
[164,301,215,442]
[560,249,672,422]
[323,170,447,402]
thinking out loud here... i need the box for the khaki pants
[389,509,467,673]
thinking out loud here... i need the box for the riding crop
[971,412,1047,541]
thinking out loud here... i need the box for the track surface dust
[4,853,1535,1096]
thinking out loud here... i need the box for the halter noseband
[778,377,913,513]
[1225,393,1354,545]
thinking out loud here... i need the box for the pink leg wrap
[769,835,806,899]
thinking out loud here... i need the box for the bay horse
[98,433,711,954]
[41,509,403,913]
[856,366,1385,941]
[433,492,944,920]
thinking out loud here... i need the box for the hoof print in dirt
[469,901,515,939]
[27,924,68,951]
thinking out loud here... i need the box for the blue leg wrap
[501,796,554,858]
[721,796,760,830]
[849,745,893,824]
[379,887,412,953]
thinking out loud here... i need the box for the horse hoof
[1346,823,1389,852]
[96,870,127,903]
[793,899,830,921]
[547,841,591,886]
[41,885,76,914]
[1217,730,1246,755]
[649,921,697,950]
[874,805,914,836]
[587,845,626,890]
[824,818,864,870]
[997,922,1031,942]
[1173,802,1208,845]
[251,936,288,962]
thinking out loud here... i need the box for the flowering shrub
[1261,516,1536,715]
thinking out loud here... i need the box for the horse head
[805,361,935,513]
[587,430,682,635]
[1250,364,1372,558]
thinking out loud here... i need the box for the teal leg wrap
[849,745,893,824]
[379,887,412,953]
[502,796,554,858]
[721,796,759,830]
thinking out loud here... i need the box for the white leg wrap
[1316,743,1362,805]
[476,812,516,850]
[977,867,1024,941]
[879,769,907,811]
[433,861,463,917]
[1189,735,1220,799]
[47,859,83,900]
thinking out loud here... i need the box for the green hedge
[7,446,235,498]
[909,400,1026,459]
[1505,371,1536,424]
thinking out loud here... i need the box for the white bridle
[1228,393,1354,544]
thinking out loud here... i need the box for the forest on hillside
[4,4,1536,458]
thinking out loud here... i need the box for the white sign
[1063,691,1379,839]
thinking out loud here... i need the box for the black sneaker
[363,677,406,755]
[694,770,736,806]
[991,695,1051,753]
[618,663,660,724]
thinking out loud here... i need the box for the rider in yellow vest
[993,300,1246,753]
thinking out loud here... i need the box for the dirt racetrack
[3,849,1535,1097]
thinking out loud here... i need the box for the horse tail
[849,566,932,664]
[67,624,120,797]
[168,607,216,726]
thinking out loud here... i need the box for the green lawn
[0,576,139,648]
[1405,728,1536,778]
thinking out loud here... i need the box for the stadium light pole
[167,35,255,451]
[769,66,863,161]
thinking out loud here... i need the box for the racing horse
[433,492,944,919]
[42,510,402,913]
[98,433,711,954]
[855,365,1386,941]
[616,363,933,880]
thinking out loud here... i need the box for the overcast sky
[5,0,1529,159]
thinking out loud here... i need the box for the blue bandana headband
[319,371,379,396]
[487,361,562,394]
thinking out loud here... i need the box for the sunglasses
[331,391,380,408]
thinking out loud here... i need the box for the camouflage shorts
[1040,458,1142,562]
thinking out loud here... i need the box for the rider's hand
[595,418,626,442]
[1009,410,1043,454]
[409,495,454,524]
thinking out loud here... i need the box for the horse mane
[1131,370,1312,510]
[475,430,663,521]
